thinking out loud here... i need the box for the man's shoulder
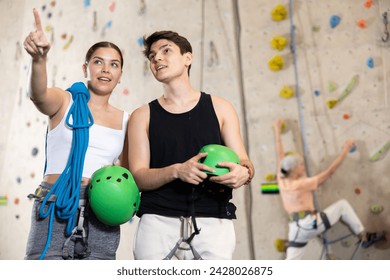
[130,103,150,120]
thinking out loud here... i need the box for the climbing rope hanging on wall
[288,0,311,176]
[231,0,256,260]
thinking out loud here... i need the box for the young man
[273,118,386,259]
[128,31,254,260]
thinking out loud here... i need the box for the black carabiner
[382,11,389,42]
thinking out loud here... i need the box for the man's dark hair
[143,31,192,75]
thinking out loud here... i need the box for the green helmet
[198,144,240,176]
[88,166,140,226]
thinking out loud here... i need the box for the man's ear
[184,52,193,67]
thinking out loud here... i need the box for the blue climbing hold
[367,57,374,68]
[350,146,357,153]
[137,36,143,47]
[330,15,341,29]
[314,90,320,96]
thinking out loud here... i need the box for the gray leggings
[25,182,120,260]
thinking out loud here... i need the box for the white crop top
[44,92,128,178]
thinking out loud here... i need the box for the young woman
[23,8,129,259]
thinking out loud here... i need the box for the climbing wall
[0,0,389,260]
[245,0,390,259]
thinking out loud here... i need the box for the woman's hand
[23,8,51,59]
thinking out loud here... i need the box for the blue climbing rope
[38,82,94,259]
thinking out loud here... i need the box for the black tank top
[137,92,237,219]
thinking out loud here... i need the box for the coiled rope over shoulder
[38,82,94,259]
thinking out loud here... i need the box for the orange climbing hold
[343,113,350,120]
[14,197,20,205]
[364,0,373,8]
[354,187,361,195]
[357,19,367,29]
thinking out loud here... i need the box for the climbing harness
[287,211,330,248]
[30,82,94,259]
[163,216,203,260]
[163,187,202,260]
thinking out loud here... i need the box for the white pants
[286,199,365,260]
[133,214,236,260]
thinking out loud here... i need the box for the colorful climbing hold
[268,55,284,71]
[364,0,373,8]
[137,36,143,47]
[354,187,361,195]
[83,0,91,8]
[271,4,288,21]
[342,113,351,120]
[366,57,374,68]
[370,140,390,162]
[327,75,359,109]
[279,86,294,99]
[108,2,116,12]
[264,173,276,182]
[31,147,39,157]
[63,35,73,50]
[349,145,357,153]
[370,204,384,214]
[271,36,288,51]
[330,15,341,29]
[275,239,288,252]
[314,90,320,96]
[326,100,338,109]
[312,25,321,32]
[285,150,299,156]
[280,121,286,133]
[328,81,338,92]
[357,19,367,29]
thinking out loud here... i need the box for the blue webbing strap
[38,82,94,259]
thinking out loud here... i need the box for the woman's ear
[82,64,87,78]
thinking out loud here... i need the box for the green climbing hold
[370,204,384,214]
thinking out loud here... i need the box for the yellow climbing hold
[280,121,286,132]
[275,239,287,252]
[264,173,276,182]
[285,151,299,156]
[271,36,288,51]
[271,4,288,21]
[268,55,284,71]
[326,99,338,109]
[312,25,321,32]
[279,86,294,99]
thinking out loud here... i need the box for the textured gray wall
[0,0,389,260]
